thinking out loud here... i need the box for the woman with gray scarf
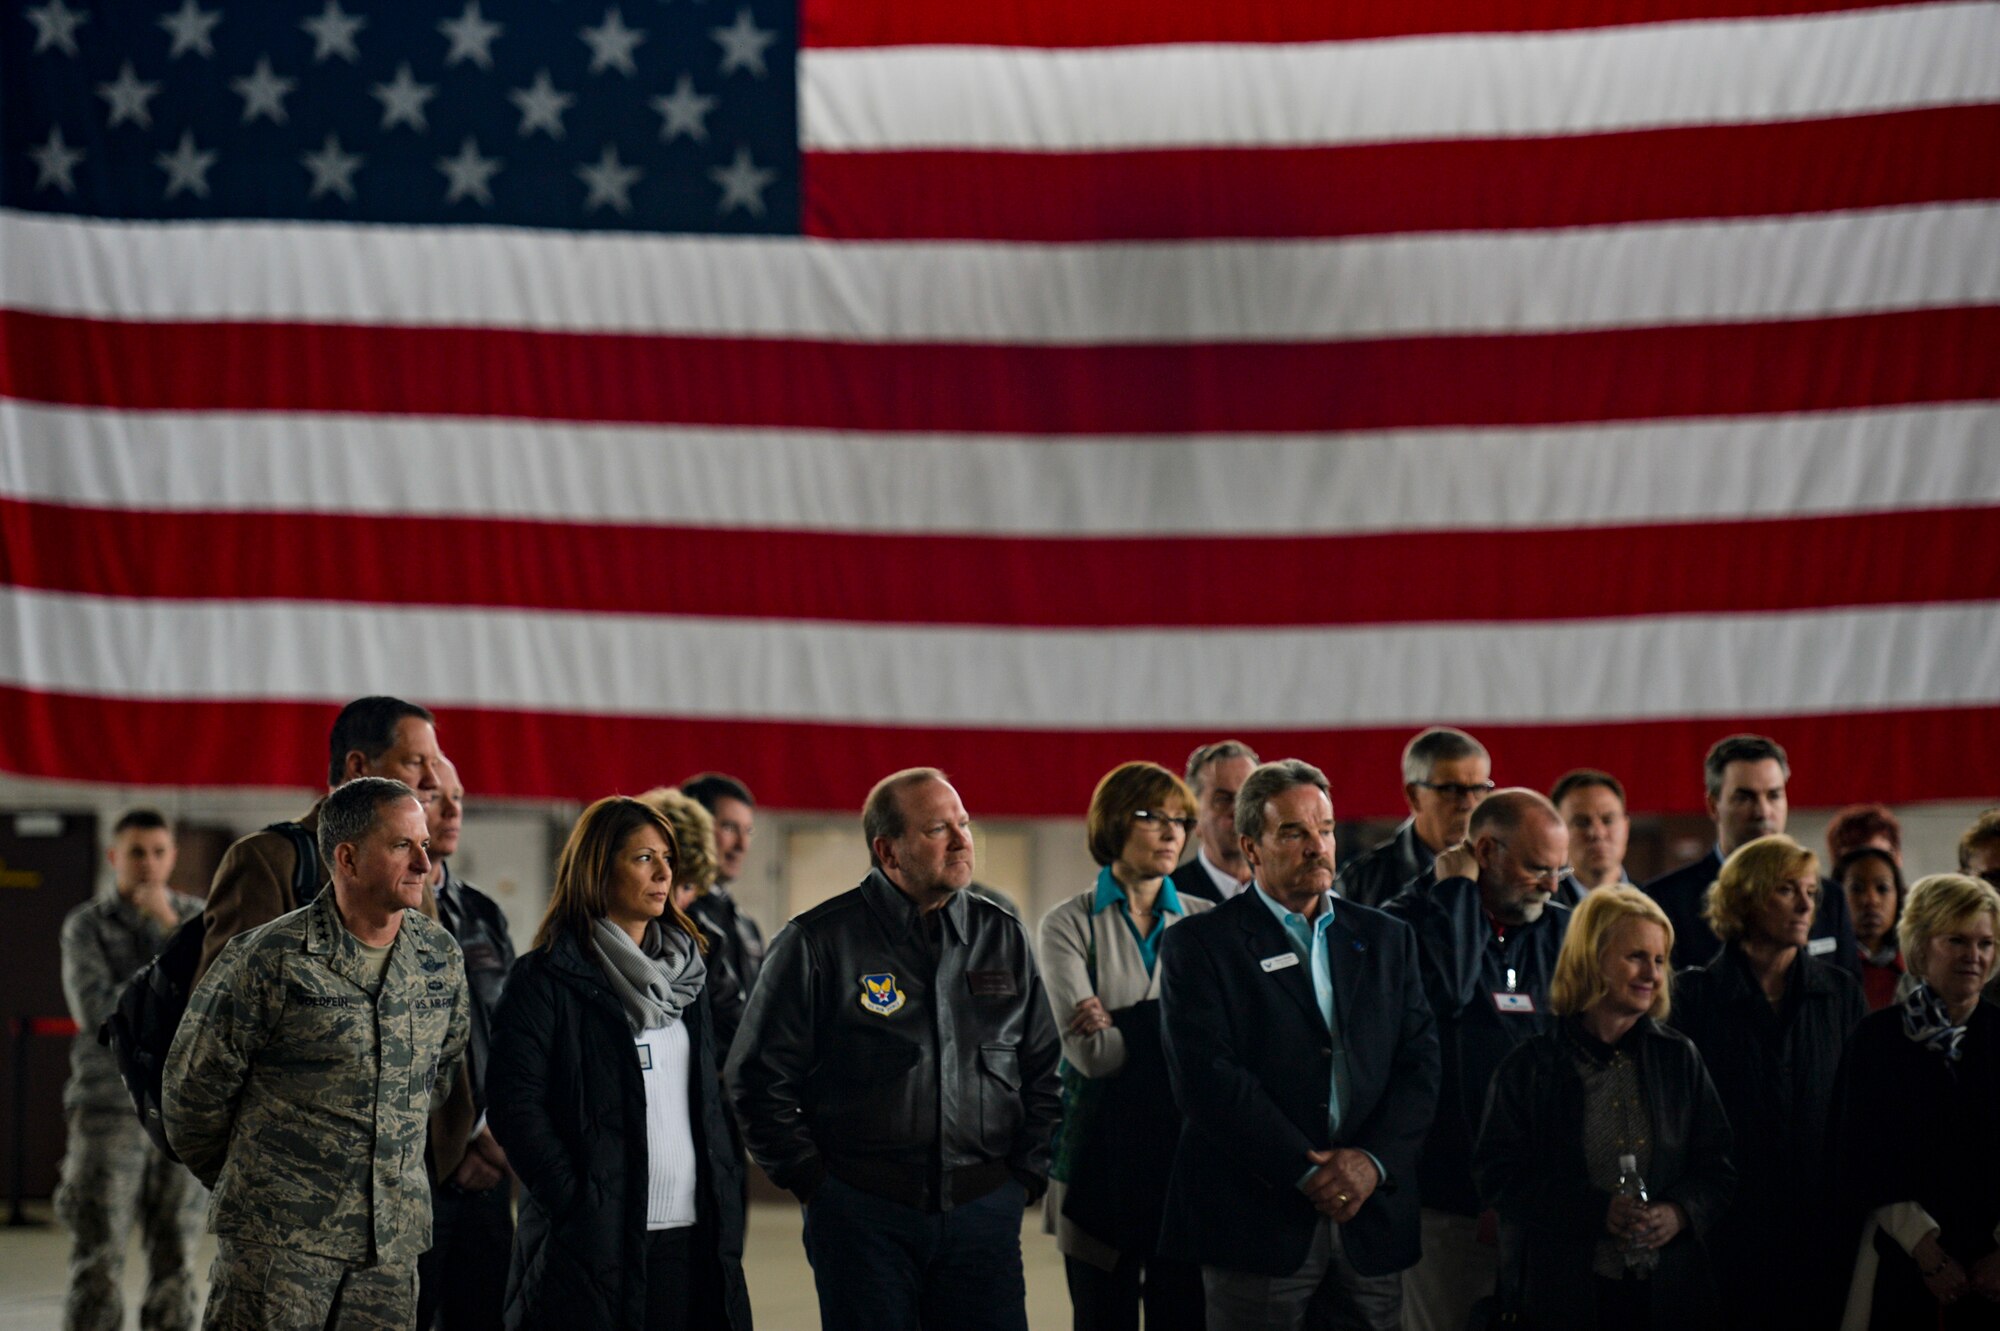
[488,796,752,1331]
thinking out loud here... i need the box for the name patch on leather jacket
[966,970,1018,998]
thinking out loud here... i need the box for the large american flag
[2,0,1996,818]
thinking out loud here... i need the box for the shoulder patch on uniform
[859,972,906,1016]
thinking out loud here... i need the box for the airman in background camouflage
[164,778,468,1331]
[58,808,207,1331]
[54,1118,207,1331]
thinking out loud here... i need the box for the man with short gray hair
[1338,728,1493,908]
[1172,740,1262,904]
[166,777,469,1331]
[1159,760,1439,1330]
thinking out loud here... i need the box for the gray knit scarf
[590,916,706,1033]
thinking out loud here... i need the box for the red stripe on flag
[5,308,1996,434]
[0,685,1990,818]
[6,497,1999,628]
[802,0,1934,48]
[803,107,2000,241]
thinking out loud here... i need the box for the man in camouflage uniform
[165,777,469,1331]
[57,809,208,1331]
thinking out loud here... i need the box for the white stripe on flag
[3,588,1996,727]
[6,205,1996,342]
[799,4,2000,150]
[7,401,1996,535]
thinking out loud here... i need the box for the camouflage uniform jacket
[162,887,469,1265]
[60,885,204,1111]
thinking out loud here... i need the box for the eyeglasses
[1414,780,1496,799]
[1133,810,1197,834]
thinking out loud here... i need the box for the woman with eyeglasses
[486,796,751,1331]
[1038,761,1212,1330]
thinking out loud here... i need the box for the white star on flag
[29,125,85,193]
[437,137,502,206]
[439,2,503,69]
[509,70,574,139]
[156,129,217,199]
[580,8,645,77]
[25,0,88,56]
[651,73,716,143]
[301,133,363,200]
[711,8,775,79]
[372,63,436,132]
[709,144,774,216]
[96,62,162,130]
[158,0,221,60]
[300,0,364,63]
[231,56,295,124]
[577,144,642,213]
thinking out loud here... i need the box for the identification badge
[1260,952,1301,973]
[1494,991,1537,1014]
[1807,936,1837,957]
[636,1041,653,1070]
[859,972,907,1016]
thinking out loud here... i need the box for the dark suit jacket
[1170,856,1234,906]
[1157,888,1441,1278]
[1642,848,1860,976]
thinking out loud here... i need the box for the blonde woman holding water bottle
[1471,888,1735,1328]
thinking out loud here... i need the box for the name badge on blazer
[1260,952,1301,973]
[635,1041,653,1070]
[1807,936,1837,957]
[1493,991,1536,1014]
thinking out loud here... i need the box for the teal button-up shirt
[1254,882,1385,1188]
[1092,864,1185,974]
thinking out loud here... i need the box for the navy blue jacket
[1157,888,1440,1278]
[1386,876,1569,1216]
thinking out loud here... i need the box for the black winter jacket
[724,871,1061,1211]
[1833,1000,2000,1331]
[486,931,750,1331]
[1473,1016,1735,1330]
[1671,946,1865,1328]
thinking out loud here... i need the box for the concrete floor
[0,1200,1074,1330]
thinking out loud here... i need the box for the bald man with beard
[1384,790,1573,1331]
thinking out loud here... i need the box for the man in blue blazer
[1159,759,1441,1331]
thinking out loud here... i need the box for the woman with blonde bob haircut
[1476,888,1734,1328]
[1040,761,1210,1330]
[1834,873,2000,1328]
[1700,833,1818,946]
[487,797,750,1331]
[1675,835,1867,1328]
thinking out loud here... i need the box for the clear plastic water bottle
[1616,1153,1660,1274]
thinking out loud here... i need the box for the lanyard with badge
[1493,963,1535,1014]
